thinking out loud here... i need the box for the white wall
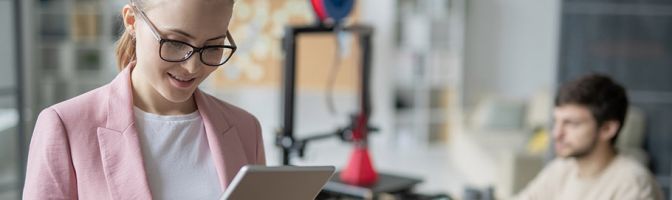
[463,0,560,110]
[361,0,396,145]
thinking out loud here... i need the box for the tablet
[219,165,336,200]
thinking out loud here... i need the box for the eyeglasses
[130,3,237,67]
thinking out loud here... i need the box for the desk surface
[322,172,423,198]
[278,138,465,195]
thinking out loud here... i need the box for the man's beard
[567,133,598,159]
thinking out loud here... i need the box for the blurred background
[2,0,672,199]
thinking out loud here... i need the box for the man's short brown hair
[555,74,629,144]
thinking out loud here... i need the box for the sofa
[450,91,648,199]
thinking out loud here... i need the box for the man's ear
[599,120,620,143]
[121,5,137,36]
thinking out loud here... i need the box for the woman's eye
[165,41,185,49]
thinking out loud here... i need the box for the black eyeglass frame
[130,2,237,67]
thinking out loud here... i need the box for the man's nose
[552,124,564,141]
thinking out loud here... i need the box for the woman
[23,0,265,199]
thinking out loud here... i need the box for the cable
[326,24,346,115]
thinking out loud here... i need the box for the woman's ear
[599,120,620,143]
[121,5,137,36]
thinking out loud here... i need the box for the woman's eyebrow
[206,34,227,41]
[165,28,226,41]
[166,28,195,39]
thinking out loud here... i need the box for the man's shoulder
[545,157,574,172]
[514,158,573,200]
[609,154,655,182]
[530,157,575,184]
[605,154,663,200]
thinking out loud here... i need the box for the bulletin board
[210,0,362,92]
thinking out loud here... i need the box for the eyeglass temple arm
[130,3,161,41]
[227,31,236,47]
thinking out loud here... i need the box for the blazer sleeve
[253,117,266,165]
[23,108,78,200]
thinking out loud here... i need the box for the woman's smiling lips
[167,72,196,89]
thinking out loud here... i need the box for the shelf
[395,108,448,124]
[74,48,102,71]
[36,0,67,10]
[38,13,69,40]
[39,9,103,16]
[39,47,62,71]
[39,38,114,47]
[73,40,114,48]
[563,2,672,16]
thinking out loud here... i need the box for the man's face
[552,104,600,158]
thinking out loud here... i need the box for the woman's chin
[159,88,194,103]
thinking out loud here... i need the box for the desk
[321,172,422,199]
[284,137,465,198]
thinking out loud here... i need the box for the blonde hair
[115,29,136,71]
[115,0,234,70]
[115,0,145,71]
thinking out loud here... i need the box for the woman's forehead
[144,0,233,39]
[139,0,234,9]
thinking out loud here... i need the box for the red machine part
[340,112,378,186]
[310,0,328,21]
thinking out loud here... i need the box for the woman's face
[132,0,234,103]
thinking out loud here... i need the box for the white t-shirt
[134,107,222,200]
[516,154,663,200]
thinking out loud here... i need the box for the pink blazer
[23,64,266,199]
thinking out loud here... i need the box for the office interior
[1,0,672,199]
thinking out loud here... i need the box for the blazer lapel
[195,90,249,191]
[97,127,152,200]
[97,63,152,199]
[95,62,247,197]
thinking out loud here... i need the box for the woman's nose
[182,53,202,74]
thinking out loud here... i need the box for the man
[516,74,663,200]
